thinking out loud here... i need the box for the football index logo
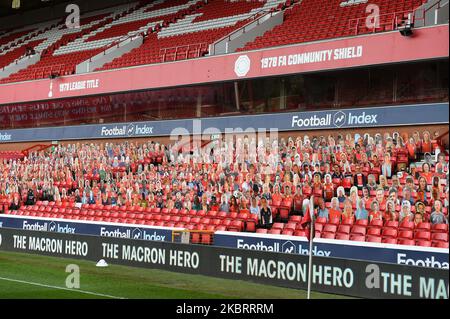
[282,241,296,254]
[132,228,142,239]
[49,221,57,232]
[126,124,136,137]
[333,111,347,128]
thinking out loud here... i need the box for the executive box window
[0,59,447,130]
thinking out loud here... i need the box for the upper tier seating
[97,0,286,70]
[1,0,286,83]
[0,5,135,83]
[0,0,434,84]
[238,0,426,52]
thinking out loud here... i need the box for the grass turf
[0,251,352,299]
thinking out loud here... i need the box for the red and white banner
[0,24,447,105]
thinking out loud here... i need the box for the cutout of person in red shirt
[369,200,383,223]
[422,131,432,154]
[323,174,334,202]
[329,197,342,221]
[383,199,398,222]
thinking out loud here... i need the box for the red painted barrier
[0,25,447,105]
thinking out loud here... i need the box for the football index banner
[0,103,447,143]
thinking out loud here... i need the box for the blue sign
[0,216,174,242]
[213,232,449,269]
[0,103,447,142]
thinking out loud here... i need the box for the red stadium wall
[0,24,448,105]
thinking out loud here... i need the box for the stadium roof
[0,0,70,18]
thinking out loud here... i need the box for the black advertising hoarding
[0,227,448,299]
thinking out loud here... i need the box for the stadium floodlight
[11,0,20,9]
[399,24,413,36]
[399,15,414,36]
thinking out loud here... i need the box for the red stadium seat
[398,230,414,240]
[367,227,381,237]
[314,223,324,233]
[282,229,294,236]
[432,223,449,233]
[431,232,449,242]
[278,207,290,221]
[289,215,302,223]
[328,217,341,225]
[415,240,432,247]
[382,238,398,245]
[268,228,282,235]
[384,221,399,229]
[244,219,256,232]
[315,217,327,225]
[350,234,366,242]
[355,219,368,227]
[323,224,337,234]
[337,225,351,235]
[321,232,335,239]
[342,218,354,226]
[416,222,431,232]
[191,233,200,244]
[284,222,297,231]
[366,235,382,243]
[201,234,212,245]
[351,225,367,236]
[272,222,285,230]
[399,220,415,231]
[398,238,415,246]
[335,233,350,241]
[382,228,398,239]
[414,231,431,241]
[221,219,232,227]
[432,241,449,248]
[228,220,243,232]
[294,230,307,238]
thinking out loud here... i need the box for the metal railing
[212,8,274,47]
[1,50,42,72]
[88,32,144,62]
[32,63,65,79]
[210,0,301,55]
[349,0,447,36]
[348,10,414,35]
[159,42,209,62]
[413,0,448,26]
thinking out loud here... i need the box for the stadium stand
[0,0,430,83]
[96,0,287,70]
[238,0,427,51]
[0,130,448,247]
[0,0,289,83]
[0,3,135,83]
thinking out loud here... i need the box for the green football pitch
[0,251,351,299]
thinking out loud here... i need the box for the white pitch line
[0,276,126,299]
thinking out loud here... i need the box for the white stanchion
[307,196,315,300]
